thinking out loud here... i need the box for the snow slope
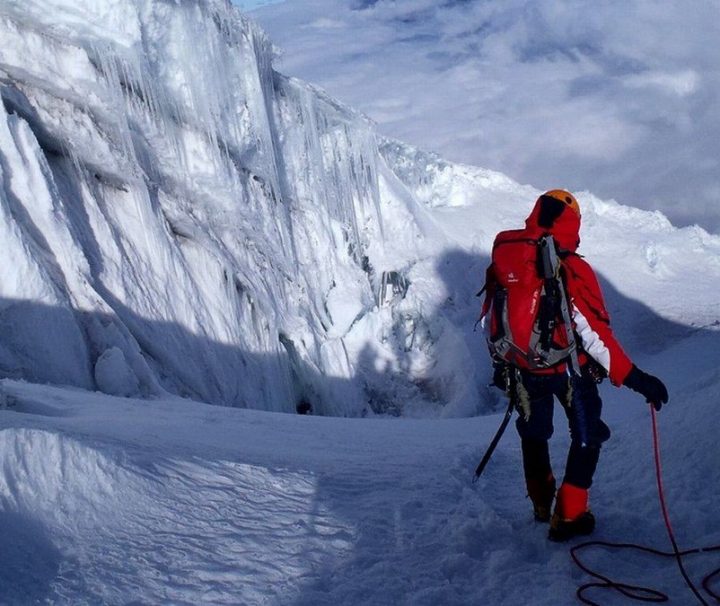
[1,320,719,605]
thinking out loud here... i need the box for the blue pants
[515,369,611,489]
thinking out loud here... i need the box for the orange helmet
[525,189,582,251]
[541,189,580,217]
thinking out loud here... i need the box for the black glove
[623,365,669,411]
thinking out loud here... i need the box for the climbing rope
[571,406,720,605]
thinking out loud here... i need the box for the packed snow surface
[1,323,720,604]
[1,0,720,604]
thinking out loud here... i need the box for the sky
[247,0,720,234]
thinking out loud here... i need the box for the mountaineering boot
[521,439,555,522]
[549,511,595,542]
[548,482,595,542]
[526,473,556,523]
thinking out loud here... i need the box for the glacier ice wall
[0,0,481,416]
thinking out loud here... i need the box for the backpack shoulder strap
[538,235,581,375]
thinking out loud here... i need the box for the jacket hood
[525,192,581,252]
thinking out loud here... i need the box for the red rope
[649,406,711,605]
[570,405,720,605]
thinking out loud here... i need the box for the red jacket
[485,195,633,386]
[562,253,633,385]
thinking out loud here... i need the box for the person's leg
[521,439,555,521]
[515,373,557,521]
[550,372,611,541]
[564,371,610,488]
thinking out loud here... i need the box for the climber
[481,189,669,541]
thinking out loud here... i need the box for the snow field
[0,381,491,604]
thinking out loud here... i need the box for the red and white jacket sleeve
[563,255,633,386]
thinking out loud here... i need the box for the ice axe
[472,393,514,483]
